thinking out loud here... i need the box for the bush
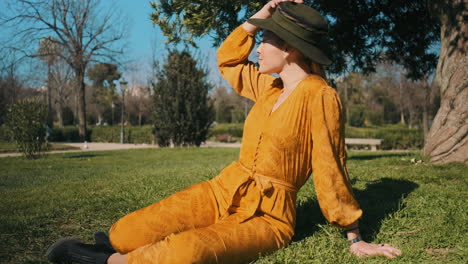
[49,125,154,144]
[0,124,12,142]
[348,105,366,127]
[50,126,85,142]
[365,109,384,126]
[5,99,47,158]
[152,50,214,147]
[209,123,244,138]
[345,124,423,150]
[62,106,75,126]
[91,126,153,144]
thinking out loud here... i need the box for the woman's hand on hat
[267,0,304,10]
[350,240,402,259]
[244,0,304,33]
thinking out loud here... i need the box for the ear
[283,46,299,61]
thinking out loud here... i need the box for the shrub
[209,123,244,138]
[49,125,154,144]
[348,105,366,127]
[90,126,153,144]
[0,124,12,142]
[345,124,423,150]
[5,99,47,158]
[152,50,214,147]
[366,109,384,126]
[50,126,85,142]
[62,106,75,126]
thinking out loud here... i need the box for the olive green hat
[248,2,332,65]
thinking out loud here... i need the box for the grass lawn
[0,142,79,154]
[0,148,466,263]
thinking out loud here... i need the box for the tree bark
[399,75,406,125]
[75,66,88,141]
[56,101,64,128]
[47,65,53,128]
[424,0,468,164]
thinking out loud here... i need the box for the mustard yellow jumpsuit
[108,26,363,264]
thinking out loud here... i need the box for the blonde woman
[47,1,401,263]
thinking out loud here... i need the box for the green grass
[0,142,79,154]
[0,149,466,263]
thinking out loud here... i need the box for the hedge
[209,123,244,138]
[345,124,423,150]
[47,125,154,144]
[2,123,424,150]
[209,123,423,150]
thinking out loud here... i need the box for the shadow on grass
[348,152,413,161]
[293,178,418,242]
[67,153,100,159]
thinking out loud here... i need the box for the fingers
[379,245,402,259]
[382,250,396,259]
[269,0,304,9]
[350,242,401,259]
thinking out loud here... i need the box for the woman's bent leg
[109,181,220,254]
[125,215,291,264]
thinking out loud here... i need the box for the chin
[259,66,278,74]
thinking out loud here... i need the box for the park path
[0,141,241,158]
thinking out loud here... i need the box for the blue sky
[0,0,225,87]
[113,0,222,85]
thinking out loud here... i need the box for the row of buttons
[251,132,264,174]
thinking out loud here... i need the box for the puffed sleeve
[311,86,362,228]
[217,26,276,102]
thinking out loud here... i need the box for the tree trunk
[75,66,88,141]
[422,96,429,145]
[47,65,53,127]
[424,0,468,164]
[56,100,64,128]
[399,77,406,125]
[422,76,431,144]
[138,110,142,126]
[344,82,349,125]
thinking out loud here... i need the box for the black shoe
[46,237,113,264]
[93,232,115,254]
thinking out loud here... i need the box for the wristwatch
[349,236,363,244]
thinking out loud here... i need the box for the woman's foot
[93,232,115,253]
[46,237,114,264]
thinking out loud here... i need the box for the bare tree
[51,56,74,128]
[37,36,60,127]
[1,0,126,140]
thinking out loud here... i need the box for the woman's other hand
[243,0,304,34]
[268,0,304,10]
[350,241,402,259]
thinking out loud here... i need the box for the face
[256,31,288,74]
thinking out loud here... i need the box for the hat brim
[248,17,332,66]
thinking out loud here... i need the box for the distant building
[127,84,152,98]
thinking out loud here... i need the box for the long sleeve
[311,86,362,228]
[217,26,277,102]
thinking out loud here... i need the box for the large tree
[87,63,121,125]
[37,36,60,128]
[2,0,125,140]
[152,50,214,147]
[150,0,466,163]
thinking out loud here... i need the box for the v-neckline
[268,75,311,117]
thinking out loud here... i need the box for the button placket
[252,132,263,174]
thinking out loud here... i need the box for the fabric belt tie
[221,162,298,223]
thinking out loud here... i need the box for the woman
[47,1,401,263]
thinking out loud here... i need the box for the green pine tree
[152,50,214,147]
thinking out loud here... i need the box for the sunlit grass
[0,148,466,263]
[0,142,79,154]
